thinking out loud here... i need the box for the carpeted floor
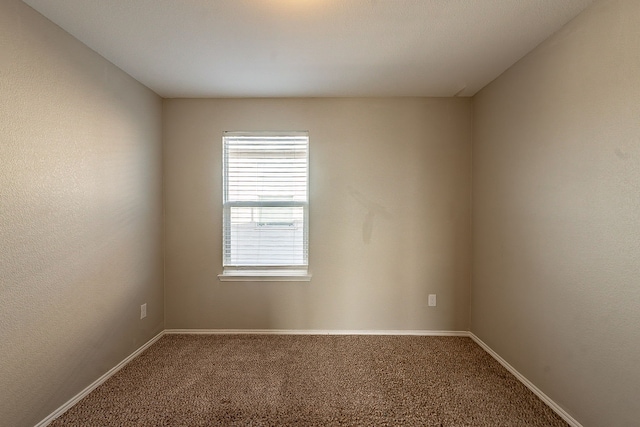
[49,335,568,426]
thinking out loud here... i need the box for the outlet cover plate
[428,294,437,307]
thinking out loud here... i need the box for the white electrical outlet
[428,294,437,307]
[140,303,147,319]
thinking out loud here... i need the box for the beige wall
[472,0,640,425]
[0,1,164,426]
[164,98,471,331]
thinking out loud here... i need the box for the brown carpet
[49,335,568,426]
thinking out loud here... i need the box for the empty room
[1,0,638,426]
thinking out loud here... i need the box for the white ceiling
[22,0,595,98]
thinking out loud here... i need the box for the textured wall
[0,1,164,426]
[164,98,471,331]
[472,0,640,425]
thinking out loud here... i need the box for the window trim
[218,131,311,282]
[217,270,312,282]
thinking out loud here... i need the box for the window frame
[218,131,311,282]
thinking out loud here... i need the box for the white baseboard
[35,331,165,427]
[468,333,583,427]
[164,328,469,336]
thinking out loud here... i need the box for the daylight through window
[222,132,309,277]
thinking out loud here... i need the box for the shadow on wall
[348,186,391,245]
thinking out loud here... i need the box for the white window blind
[222,132,309,274]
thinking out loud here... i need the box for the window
[219,131,310,281]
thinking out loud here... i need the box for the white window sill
[218,270,312,282]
